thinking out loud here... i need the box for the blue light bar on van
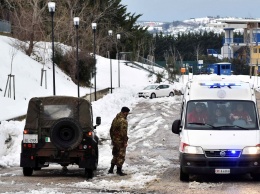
[200,83,241,88]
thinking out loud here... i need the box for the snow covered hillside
[0,35,160,121]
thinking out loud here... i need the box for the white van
[172,76,260,182]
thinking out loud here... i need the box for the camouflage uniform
[110,112,129,168]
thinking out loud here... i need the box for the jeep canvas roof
[25,96,93,130]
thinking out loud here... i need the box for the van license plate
[23,134,38,143]
[215,169,230,174]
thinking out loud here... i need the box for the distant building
[251,45,260,65]
[207,62,232,75]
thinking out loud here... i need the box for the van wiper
[209,124,249,130]
[223,125,249,130]
[188,122,216,128]
[188,122,250,130]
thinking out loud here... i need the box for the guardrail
[4,87,111,122]
[136,55,165,70]
[83,87,111,102]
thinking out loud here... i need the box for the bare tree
[164,46,180,81]
[9,46,17,74]
[5,0,47,56]
[4,46,17,99]
[194,43,204,62]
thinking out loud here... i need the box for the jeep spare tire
[50,118,83,150]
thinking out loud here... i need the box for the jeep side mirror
[96,116,101,125]
[94,117,101,129]
[172,119,181,134]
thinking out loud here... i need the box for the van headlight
[183,145,204,154]
[242,146,260,155]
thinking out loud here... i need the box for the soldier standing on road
[108,106,130,176]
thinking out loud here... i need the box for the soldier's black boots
[108,164,115,174]
[116,167,127,176]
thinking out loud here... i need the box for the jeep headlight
[242,146,260,155]
[183,145,204,154]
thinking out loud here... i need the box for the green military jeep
[20,96,101,179]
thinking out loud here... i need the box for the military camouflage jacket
[110,112,128,146]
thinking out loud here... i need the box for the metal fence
[0,19,11,33]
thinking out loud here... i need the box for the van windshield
[185,100,258,130]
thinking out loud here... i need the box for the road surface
[1,96,260,194]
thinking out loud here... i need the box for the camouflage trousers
[111,145,126,168]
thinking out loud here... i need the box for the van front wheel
[180,166,189,182]
[251,173,260,181]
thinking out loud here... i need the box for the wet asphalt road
[2,96,260,194]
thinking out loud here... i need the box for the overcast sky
[121,0,260,22]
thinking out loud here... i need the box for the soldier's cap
[121,106,130,113]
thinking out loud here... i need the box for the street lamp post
[48,2,56,95]
[92,23,97,101]
[108,30,113,93]
[117,33,121,88]
[74,17,80,98]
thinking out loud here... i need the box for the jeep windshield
[185,100,258,130]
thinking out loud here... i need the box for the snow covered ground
[1,35,260,193]
[0,35,182,192]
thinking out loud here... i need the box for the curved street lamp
[74,17,80,97]
[92,23,97,101]
[108,30,113,93]
[48,2,56,95]
[117,33,121,88]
